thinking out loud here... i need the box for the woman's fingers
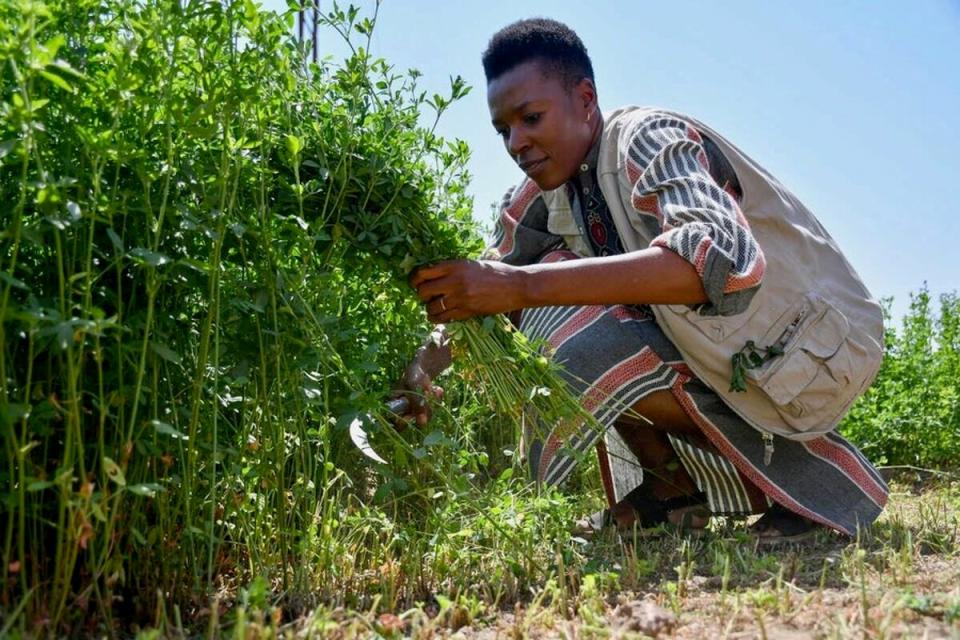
[426,294,470,323]
[414,278,448,303]
[409,265,439,289]
[409,383,446,425]
[426,295,451,317]
[411,260,477,302]
[410,260,463,289]
[412,260,498,322]
[413,399,431,426]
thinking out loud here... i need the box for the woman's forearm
[517,247,708,309]
[411,249,709,323]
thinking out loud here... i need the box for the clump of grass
[448,315,597,437]
[124,479,960,638]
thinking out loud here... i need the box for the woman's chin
[531,173,567,191]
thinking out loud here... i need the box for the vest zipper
[762,431,775,466]
[775,305,809,351]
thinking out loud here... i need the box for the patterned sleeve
[482,178,564,266]
[625,112,765,316]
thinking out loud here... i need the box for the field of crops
[1,2,958,638]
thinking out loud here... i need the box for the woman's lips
[520,158,547,176]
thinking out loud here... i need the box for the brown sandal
[749,504,821,545]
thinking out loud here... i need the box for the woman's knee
[626,389,700,434]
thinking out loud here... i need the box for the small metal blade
[348,397,410,465]
[349,416,387,465]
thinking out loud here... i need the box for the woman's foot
[574,491,710,538]
[667,501,712,530]
[749,503,821,545]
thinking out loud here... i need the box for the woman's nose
[507,129,529,157]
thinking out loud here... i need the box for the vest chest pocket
[666,302,760,342]
[744,294,856,430]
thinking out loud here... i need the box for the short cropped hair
[482,18,594,88]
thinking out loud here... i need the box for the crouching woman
[405,18,888,543]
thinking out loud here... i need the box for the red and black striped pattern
[627,113,766,315]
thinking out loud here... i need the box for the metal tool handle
[385,396,411,415]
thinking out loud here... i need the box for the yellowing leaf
[102,456,126,486]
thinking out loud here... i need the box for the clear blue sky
[263,0,959,324]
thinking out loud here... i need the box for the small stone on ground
[612,599,677,637]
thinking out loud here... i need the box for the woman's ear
[574,77,598,119]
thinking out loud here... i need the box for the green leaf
[423,430,453,448]
[150,342,182,365]
[90,502,107,523]
[102,456,126,486]
[106,228,124,252]
[302,385,323,401]
[150,420,188,441]
[66,201,81,221]
[399,253,416,274]
[285,134,302,157]
[0,272,29,291]
[130,527,147,545]
[50,58,84,78]
[39,69,73,92]
[26,480,54,492]
[372,481,394,502]
[0,139,17,160]
[127,483,164,498]
[178,258,211,274]
[40,35,65,60]
[129,248,171,267]
[1,403,31,427]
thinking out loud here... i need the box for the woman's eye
[523,113,541,125]
[495,128,508,138]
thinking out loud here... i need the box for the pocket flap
[763,350,819,406]
[803,306,850,358]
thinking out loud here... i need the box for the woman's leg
[518,251,887,536]
[608,391,714,528]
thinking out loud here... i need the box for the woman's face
[487,60,597,191]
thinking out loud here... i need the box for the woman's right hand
[395,328,452,426]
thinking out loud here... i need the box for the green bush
[840,288,960,469]
[0,0,516,632]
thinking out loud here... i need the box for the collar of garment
[579,125,603,176]
[568,126,603,201]
[567,121,603,197]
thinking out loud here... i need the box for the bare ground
[296,478,959,639]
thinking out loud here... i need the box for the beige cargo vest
[541,106,884,442]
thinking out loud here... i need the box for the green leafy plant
[0,1,596,634]
[840,287,960,468]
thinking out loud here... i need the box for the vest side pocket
[745,298,856,432]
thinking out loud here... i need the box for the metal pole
[311,2,319,64]
[297,0,304,43]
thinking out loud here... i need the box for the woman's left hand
[410,259,525,323]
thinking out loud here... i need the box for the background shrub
[839,288,960,469]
